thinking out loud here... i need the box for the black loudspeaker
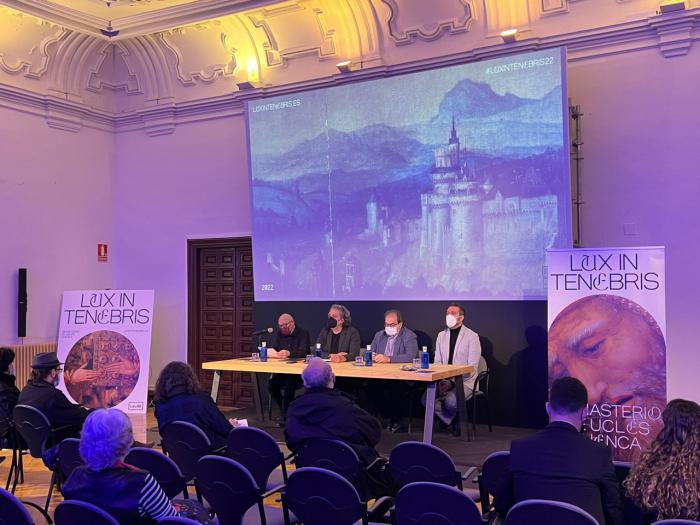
[18,268,27,338]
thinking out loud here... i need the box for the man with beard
[18,351,92,443]
[266,313,310,425]
[548,294,667,461]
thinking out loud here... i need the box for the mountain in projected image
[248,49,570,300]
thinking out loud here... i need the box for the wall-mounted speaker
[18,268,27,338]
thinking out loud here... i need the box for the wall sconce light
[336,60,357,73]
[500,28,518,44]
[658,0,686,13]
[238,57,261,90]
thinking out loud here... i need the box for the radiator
[8,342,57,388]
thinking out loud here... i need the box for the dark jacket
[154,390,232,449]
[63,464,151,525]
[315,326,361,360]
[494,421,624,525]
[369,327,419,363]
[284,387,381,466]
[0,373,19,421]
[17,378,88,440]
[269,325,311,359]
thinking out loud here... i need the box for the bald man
[267,313,310,424]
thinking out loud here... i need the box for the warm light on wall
[246,57,259,83]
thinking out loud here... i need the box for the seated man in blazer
[366,309,419,432]
[423,303,481,434]
[315,304,361,362]
[494,377,624,525]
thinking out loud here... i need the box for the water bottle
[315,343,323,358]
[260,341,268,362]
[420,346,429,369]
[364,344,373,367]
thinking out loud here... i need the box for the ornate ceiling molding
[381,0,474,45]
[87,43,143,94]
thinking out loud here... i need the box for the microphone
[252,327,274,336]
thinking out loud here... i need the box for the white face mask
[52,374,60,387]
[445,314,458,329]
[385,326,398,337]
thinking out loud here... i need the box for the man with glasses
[18,351,91,442]
[266,313,310,425]
[366,309,419,432]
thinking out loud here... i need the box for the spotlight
[336,60,356,73]
[500,28,518,44]
[658,0,686,13]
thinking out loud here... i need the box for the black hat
[31,352,62,369]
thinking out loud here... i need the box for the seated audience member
[366,310,418,432]
[18,351,89,442]
[316,304,361,363]
[266,313,311,425]
[422,303,481,434]
[285,358,394,498]
[494,377,624,525]
[0,347,19,422]
[154,361,238,449]
[625,398,700,523]
[62,408,212,524]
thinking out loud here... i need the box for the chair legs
[468,395,493,438]
[45,470,58,512]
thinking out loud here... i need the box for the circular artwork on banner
[64,330,140,409]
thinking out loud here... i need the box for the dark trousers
[268,374,302,418]
[365,380,412,422]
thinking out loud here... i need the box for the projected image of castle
[248,48,570,301]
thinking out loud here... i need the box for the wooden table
[202,358,475,443]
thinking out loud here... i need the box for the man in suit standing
[423,303,481,434]
[366,309,419,432]
[494,377,624,525]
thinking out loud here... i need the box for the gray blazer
[369,326,419,363]
[316,326,361,360]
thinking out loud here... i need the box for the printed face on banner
[547,248,667,461]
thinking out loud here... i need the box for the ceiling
[0,0,283,39]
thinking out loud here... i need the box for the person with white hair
[284,358,381,466]
[62,409,181,523]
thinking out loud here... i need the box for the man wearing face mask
[366,310,419,432]
[315,304,361,363]
[18,352,90,443]
[424,303,481,435]
[493,377,623,525]
[266,313,310,424]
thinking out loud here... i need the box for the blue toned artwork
[247,49,571,301]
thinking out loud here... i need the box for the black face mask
[327,317,338,329]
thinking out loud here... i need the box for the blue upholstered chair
[54,500,119,525]
[505,499,600,525]
[226,426,288,491]
[393,481,482,525]
[125,447,190,499]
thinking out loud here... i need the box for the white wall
[111,114,251,384]
[0,107,114,345]
[568,47,700,402]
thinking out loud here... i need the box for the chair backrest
[196,455,261,525]
[161,421,213,481]
[58,438,83,481]
[506,499,600,525]
[156,518,202,524]
[55,500,120,525]
[125,447,188,500]
[12,404,52,459]
[474,356,489,394]
[295,439,362,486]
[285,467,365,525]
[389,441,461,489]
[395,481,482,525]
[478,450,509,509]
[226,426,285,490]
[0,487,34,525]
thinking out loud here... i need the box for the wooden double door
[187,237,254,407]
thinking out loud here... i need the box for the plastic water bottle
[364,344,373,367]
[315,343,323,358]
[420,346,429,369]
[260,341,268,362]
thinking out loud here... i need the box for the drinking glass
[251,352,260,362]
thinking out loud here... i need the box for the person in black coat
[315,304,361,362]
[154,361,239,449]
[17,352,89,443]
[284,357,381,466]
[494,377,624,525]
[0,347,19,422]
